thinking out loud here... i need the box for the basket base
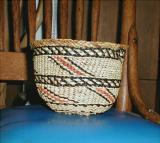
[46,102,112,116]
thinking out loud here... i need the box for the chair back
[2,0,159,124]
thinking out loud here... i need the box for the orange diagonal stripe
[37,86,68,104]
[96,87,115,102]
[53,55,85,76]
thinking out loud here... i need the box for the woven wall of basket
[32,39,128,115]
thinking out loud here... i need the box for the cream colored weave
[32,39,128,115]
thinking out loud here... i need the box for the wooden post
[0,0,8,109]
[43,0,52,39]
[59,0,68,38]
[91,0,100,41]
[21,0,43,48]
[28,0,36,44]
[75,0,84,40]
[116,0,136,112]
[11,0,21,52]
[128,25,160,124]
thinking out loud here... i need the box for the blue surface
[0,105,160,143]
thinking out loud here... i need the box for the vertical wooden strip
[28,0,36,43]
[43,0,52,38]
[120,0,136,44]
[91,0,100,41]
[116,0,136,112]
[0,0,5,51]
[21,0,43,48]
[75,0,84,40]
[36,0,43,30]
[11,0,20,52]
[0,83,6,109]
[4,0,9,51]
[116,53,132,111]
[0,0,7,109]
[20,0,23,17]
[59,0,68,38]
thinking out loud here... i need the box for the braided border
[33,46,126,60]
[35,75,121,88]
[31,39,128,49]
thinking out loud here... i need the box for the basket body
[32,39,127,115]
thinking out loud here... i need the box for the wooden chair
[0,0,160,142]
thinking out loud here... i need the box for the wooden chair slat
[36,0,43,30]
[4,1,9,51]
[21,0,43,48]
[0,0,7,109]
[20,0,23,18]
[75,0,84,40]
[43,0,52,39]
[116,0,136,112]
[28,0,36,44]
[0,52,27,81]
[11,0,20,52]
[1,0,159,123]
[91,0,100,41]
[0,0,5,51]
[59,0,68,38]
[121,0,136,44]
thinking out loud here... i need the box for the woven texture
[32,39,128,115]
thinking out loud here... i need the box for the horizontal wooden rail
[0,52,27,80]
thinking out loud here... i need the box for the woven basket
[31,39,128,115]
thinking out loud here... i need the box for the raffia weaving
[31,39,128,115]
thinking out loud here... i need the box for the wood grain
[44,0,52,38]
[20,0,23,17]
[4,0,9,51]
[28,0,36,44]
[128,24,160,124]
[116,0,136,112]
[120,0,136,44]
[75,0,84,40]
[137,0,160,80]
[91,0,100,41]
[59,0,68,38]
[139,80,157,110]
[21,0,43,48]
[97,0,119,42]
[0,83,6,109]
[0,52,27,80]
[116,52,132,111]
[11,0,20,52]
[0,0,5,51]
[0,0,7,109]
[36,0,43,31]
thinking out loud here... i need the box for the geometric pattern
[35,75,121,88]
[33,46,126,60]
[32,39,127,115]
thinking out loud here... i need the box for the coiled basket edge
[31,39,128,115]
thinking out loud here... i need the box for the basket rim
[31,39,129,49]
